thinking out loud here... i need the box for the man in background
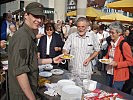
[1,13,12,40]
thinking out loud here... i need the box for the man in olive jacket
[8,2,62,100]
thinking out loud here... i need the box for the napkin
[44,83,58,96]
[3,65,8,70]
[44,89,57,96]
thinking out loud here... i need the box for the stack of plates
[39,71,52,78]
[38,64,53,72]
[57,79,75,95]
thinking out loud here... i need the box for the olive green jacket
[8,23,39,100]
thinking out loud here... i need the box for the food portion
[61,54,74,59]
[100,59,110,63]
[99,59,111,64]
[38,76,50,87]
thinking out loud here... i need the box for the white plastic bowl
[61,85,82,100]
[57,79,75,95]
[87,80,97,91]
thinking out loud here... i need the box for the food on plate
[100,59,110,63]
[38,76,50,87]
[61,54,73,59]
[99,59,111,64]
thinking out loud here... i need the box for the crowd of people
[0,2,133,100]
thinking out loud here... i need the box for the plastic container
[57,79,75,95]
[83,80,97,91]
[61,85,82,100]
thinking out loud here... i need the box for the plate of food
[51,69,64,75]
[39,71,52,78]
[38,76,50,87]
[61,54,74,59]
[99,59,111,64]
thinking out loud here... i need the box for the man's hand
[38,54,63,64]
[83,58,91,66]
[53,54,64,63]
[83,51,99,66]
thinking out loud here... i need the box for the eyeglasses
[46,28,53,31]
[77,26,86,28]
[109,31,117,35]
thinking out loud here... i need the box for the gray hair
[76,17,89,26]
[109,21,123,33]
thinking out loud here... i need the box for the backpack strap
[119,40,126,60]
[120,40,132,73]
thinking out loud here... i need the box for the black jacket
[38,33,64,58]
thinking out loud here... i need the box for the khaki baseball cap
[25,2,44,16]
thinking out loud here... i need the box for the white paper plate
[39,71,52,77]
[1,60,8,65]
[51,69,64,75]
[99,59,111,64]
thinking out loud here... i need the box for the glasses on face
[109,31,117,35]
[46,29,53,31]
[77,26,86,28]
[46,28,53,31]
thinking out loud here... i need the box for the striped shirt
[63,31,100,79]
